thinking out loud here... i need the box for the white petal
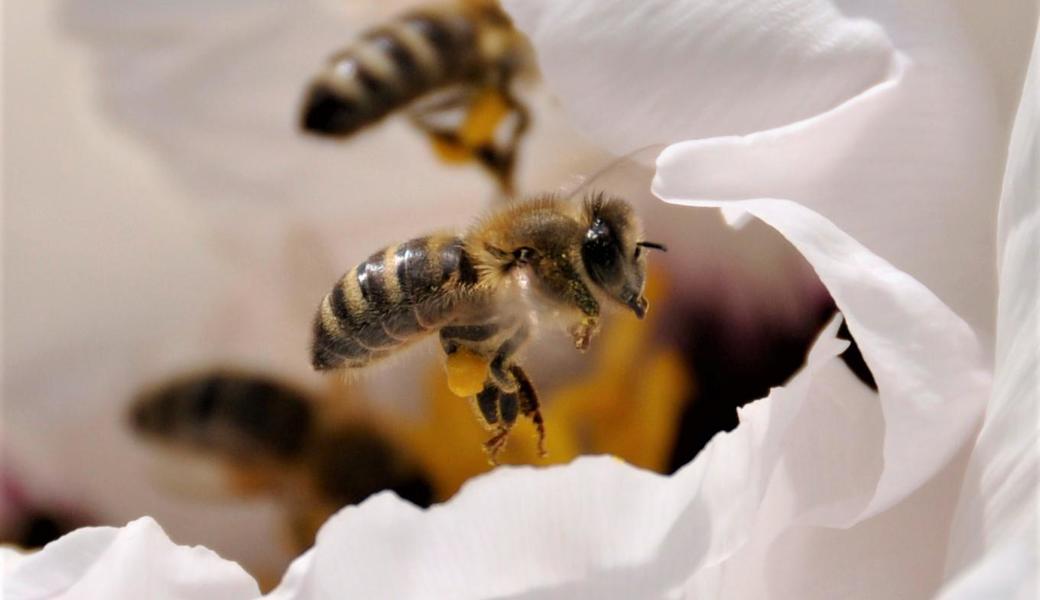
[514,1,1037,341]
[3,517,260,600]
[663,199,990,522]
[939,533,1038,600]
[940,17,1040,596]
[267,318,854,599]
[658,201,989,597]
[503,0,897,155]
[651,0,1009,340]
[5,3,302,575]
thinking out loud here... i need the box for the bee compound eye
[582,219,623,287]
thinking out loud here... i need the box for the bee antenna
[636,241,668,252]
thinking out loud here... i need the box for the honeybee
[300,0,535,194]
[129,371,433,551]
[312,193,667,461]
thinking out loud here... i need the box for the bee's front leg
[473,84,530,197]
[530,258,601,351]
[569,316,600,352]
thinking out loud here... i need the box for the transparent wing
[552,145,668,202]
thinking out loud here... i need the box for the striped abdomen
[130,372,315,461]
[301,2,515,136]
[312,235,481,370]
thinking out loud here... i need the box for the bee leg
[509,365,546,457]
[530,258,601,350]
[439,324,503,397]
[475,380,501,427]
[476,378,507,463]
[488,322,530,391]
[499,86,530,151]
[409,85,527,196]
[442,321,528,462]
[483,425,511,465]
[569,318,598,352]
[408,88,481,165]
[439,323,502,352]
[499,389,519,428]
[476,381,511,464]
[477,377,523,465]
[473,86,530,196]
[473,145,515,196]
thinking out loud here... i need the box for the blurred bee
[312,192,667,461]
[300,0,536,194]
[129,371,433,551]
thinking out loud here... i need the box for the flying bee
[129,371,433,551]
[311,193,667,461]
[300,0,536,194]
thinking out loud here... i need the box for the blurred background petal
[503,0,898,154]
[940,17,1040,598]
[4,517,260,600]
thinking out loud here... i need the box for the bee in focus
[128,371,433,551]
[300,0,536,194]
[312,193,667,462]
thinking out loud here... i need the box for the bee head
[580,193,666,319]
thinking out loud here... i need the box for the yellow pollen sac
[459,88,510,148]
[427,88,510,167]
[444,349,490,397]
[429,136,473,164]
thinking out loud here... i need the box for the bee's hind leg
[408,87,480,165]
[476,380,514,464]
[510,365,546,457]
[445,320,530,463]
[409,84,529,197]
[476,374,521,465]
[473,86,529,197]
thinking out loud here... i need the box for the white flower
[3,518,259,599]
[5,1,1037,599]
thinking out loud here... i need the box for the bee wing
[406,86,481,127]
[141,443,249,502]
